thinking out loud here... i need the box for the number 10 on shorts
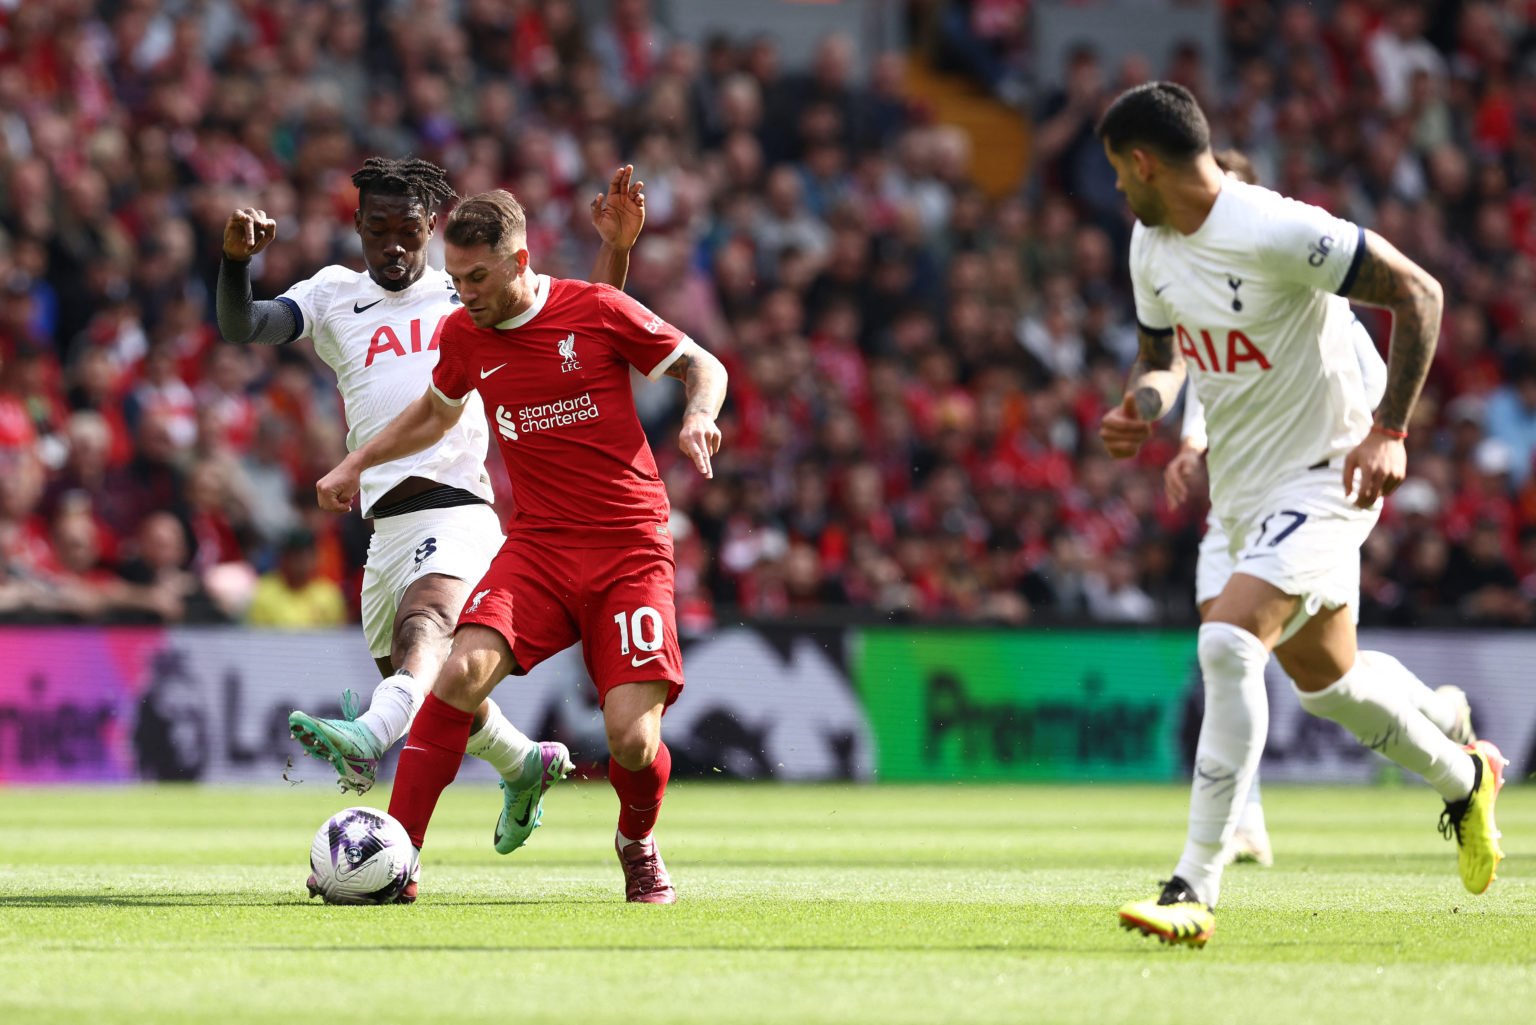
[613,606,665,656]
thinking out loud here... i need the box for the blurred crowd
[2,0,1536,630]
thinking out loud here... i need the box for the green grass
[0,783,1530,1025]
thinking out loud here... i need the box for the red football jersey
[431,275,688,546]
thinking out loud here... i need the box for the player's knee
[606,722,659,772]
[1197,622,1267,683]
[1277,650,1345,695]
[433,645,493,708]
[392,602,455,656]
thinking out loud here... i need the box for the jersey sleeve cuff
[430,382,470,407]
[1335,224,1367,296]
[646,337,690,382]
[1137,319,1174,338]
[274,296,304,344]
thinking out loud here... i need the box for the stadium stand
[1,0,1534,629]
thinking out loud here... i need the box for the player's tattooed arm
[664,341,728,478]
[1127,326,1187,421]
[664,345,729,420]
[1342,229,1444,432]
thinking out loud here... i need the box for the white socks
[1295,656,1475,802]
[1175,622,1271,907]
[357,673,538,786]
[463,699,540,786]
[357,673,425,750]
[1355,650,1459,737]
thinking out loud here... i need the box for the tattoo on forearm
[1343,235,1443,431]
[1127,327,1183,421]
[665,351,727,419]
[663,352,691,382]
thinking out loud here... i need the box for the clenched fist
[1100,395,1154,459]
[223,208,277,261]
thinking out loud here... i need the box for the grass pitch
[0,782,1530,1025]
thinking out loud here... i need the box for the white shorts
[1197,467,1379,639]
[360,503,503,659]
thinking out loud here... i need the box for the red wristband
[1372,424,1408,440]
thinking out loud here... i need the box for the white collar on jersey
[495,273,550,330]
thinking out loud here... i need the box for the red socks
[609,741,671,841]
[387,693,473,848]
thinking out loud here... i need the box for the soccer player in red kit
[317,190,727,903]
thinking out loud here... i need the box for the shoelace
[1438,802,1467,843]
[626,844,662,891]
[340,688,362,721]
[1156,878,1197,906]
[1439,751,1481,843]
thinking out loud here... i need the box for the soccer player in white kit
[1094,84,1505,947]
[1165,150,1477,870]
[216,159,648,866]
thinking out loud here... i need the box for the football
[306,807,415,906]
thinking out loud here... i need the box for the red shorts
[456,534,683,707]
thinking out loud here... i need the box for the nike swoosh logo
[1153,283,1171,296]
[353,299,384,313]
[512,802,534,829]
[480,363,507,379]
[402,745,426,754]
[631,654,663,668]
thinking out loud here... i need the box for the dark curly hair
[350,157,457,211]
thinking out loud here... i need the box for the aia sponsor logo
[1176,325,1271,374]
[364,316,447,367]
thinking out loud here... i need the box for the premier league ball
[306,807,415,905]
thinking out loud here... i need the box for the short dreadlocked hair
[351,157,457,212]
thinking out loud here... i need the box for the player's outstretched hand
[1100,395,1153,459]
[679,412,721,479]
[223,208,277,261]
[1164,444,1204,507]
[1342,430,1406,508]
[316,458,363,513]
[591,165,645,251]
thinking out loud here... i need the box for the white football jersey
[1180,314,1385,450]
[1131,180,1370,523]
[279,265,493,517]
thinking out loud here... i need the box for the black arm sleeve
[216,257,302,345]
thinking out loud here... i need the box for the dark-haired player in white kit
[1096,83,1505,947]
[1165,149,1476,869]
[217,160,649,875]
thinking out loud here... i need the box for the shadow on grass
[0,895,607,908]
